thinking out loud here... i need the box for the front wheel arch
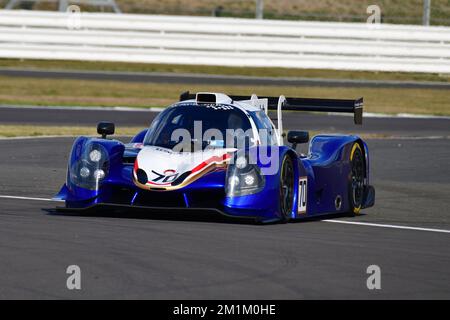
[278,151,298,222]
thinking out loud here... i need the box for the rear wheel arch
[355,138,366,157]
[354,138,369,181]
[348,141,366,215]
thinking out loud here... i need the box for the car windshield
[144,104,253,151]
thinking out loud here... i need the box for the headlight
[244,174,255,186]
[93,169,105,180]
[226,154,265,197]
[79,166,90,178]
[69,142,109,190]
[235,156,247,169]
[89,149,102,162]
[228,176,240,187]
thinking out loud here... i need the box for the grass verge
[0,124,397,140]
[0,125,143,138]
[0,76,449,115]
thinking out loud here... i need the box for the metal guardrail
[0,10,449,73]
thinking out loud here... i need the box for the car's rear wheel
[279,155,295,222]
[348,143,365,216]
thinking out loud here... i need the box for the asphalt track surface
[2,67,450,89]
[0,107,449,299]
[1,105,450,137]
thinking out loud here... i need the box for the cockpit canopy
[144,103,255,151]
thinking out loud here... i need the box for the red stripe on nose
[191,153,230,173]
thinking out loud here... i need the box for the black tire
[279,155,295,222]
[348,143,365,216]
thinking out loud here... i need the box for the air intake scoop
[196,92,232,105]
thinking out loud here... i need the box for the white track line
[1,194,449,234]
[0,195,63,202]
[325,219,450,234]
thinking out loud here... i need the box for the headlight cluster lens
[93,169,105,180]
[89,149,102,162]
[244,175,255,186]
[235,156,248,169]
[229,176,240,187]
[226,154,265,197]
[79,166,90,178]
[69,142,109,190]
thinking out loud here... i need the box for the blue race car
[55,92,375,223]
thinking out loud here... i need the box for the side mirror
[287,131,309,150]
[97,122,115,139]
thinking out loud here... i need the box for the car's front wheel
[279,155,295,222]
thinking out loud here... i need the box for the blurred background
[0,0,449,139]
[1,0,449,25]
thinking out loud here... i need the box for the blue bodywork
[56,96,374,223]
[56,132,374,223]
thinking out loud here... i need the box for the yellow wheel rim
[350,143,363,215]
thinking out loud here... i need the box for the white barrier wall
[0,10,449,73]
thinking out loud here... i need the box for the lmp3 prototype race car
[55,92,375,223]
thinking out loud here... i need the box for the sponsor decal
[202,104,234,111]
[155,147,174,154]
[151,170,179,184]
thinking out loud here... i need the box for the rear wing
[179,91,364,125]
[180,91,363,146]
